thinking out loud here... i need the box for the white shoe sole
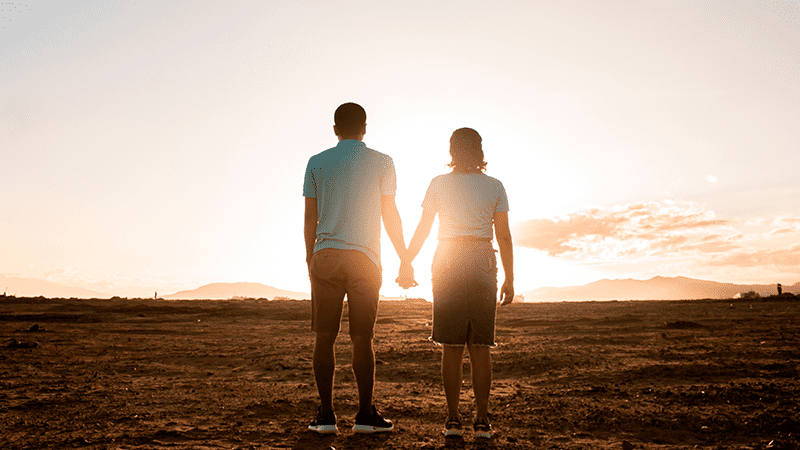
[308,424,338,434]
[352,424,394,433]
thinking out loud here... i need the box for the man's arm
[494,211,515,305]
[304,197,318,266]
[380,194,407,261]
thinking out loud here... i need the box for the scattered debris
[8,339,39,349]
[665,320,706,329]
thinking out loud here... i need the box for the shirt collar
[336,139,366,150]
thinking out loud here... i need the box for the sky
[1,1,799,299]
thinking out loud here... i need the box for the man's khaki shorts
[309,248,382,338]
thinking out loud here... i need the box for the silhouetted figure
[303,102,407,434]
[155,291,158,299]
[777,283,782,295]
[403,127,514,439]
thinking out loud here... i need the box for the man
[303,102,408,434]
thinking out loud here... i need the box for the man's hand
[396,261,418,289]
[499,278,514,306]
[304,197,318,272]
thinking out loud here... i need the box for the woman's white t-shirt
[421,172,509,241]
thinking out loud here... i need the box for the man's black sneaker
[352,406,394,433]
[473,416,493,439]
[308,406,338,434]
[442,415,463,437]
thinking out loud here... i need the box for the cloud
[706,175,718,183]
[514,200,736,260]
[44,268,66,277]
[706,244,800,269]
[775,216,800,230]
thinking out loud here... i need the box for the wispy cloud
[706,245,800,269]
[513,201,800,271]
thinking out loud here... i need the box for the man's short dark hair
[334,103,367,137]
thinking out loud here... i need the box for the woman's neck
[452,167,481,174]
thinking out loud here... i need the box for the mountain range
[3,274,797,302]
[1,274,109,299]
[163,282,309,300]
[522,276,798,302]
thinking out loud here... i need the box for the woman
[400,127,514,438]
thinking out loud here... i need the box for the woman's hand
[499,278,514,306]
[396,261,418,289]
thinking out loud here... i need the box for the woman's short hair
[448,127,487,172]
[334,103,367,137]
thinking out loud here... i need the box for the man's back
[303,139,396,267]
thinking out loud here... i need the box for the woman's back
[422,172,509,240]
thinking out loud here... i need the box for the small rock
[8,339,39,349]
[622,440,635,450]
[29,324,40,331]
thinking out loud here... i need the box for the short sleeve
[421,178,438,212]
[380,156,397,196]
[302,159,317,198]
[496,181,509,212]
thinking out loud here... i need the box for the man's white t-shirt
[303,139,396,268]
[421,172,509,241]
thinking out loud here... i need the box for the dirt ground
[1,295,799,450]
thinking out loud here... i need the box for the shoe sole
[308,424,338,434]
[474,431,493,439]
[352,424,394,433]
[443,429,463,437]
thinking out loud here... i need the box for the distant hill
[522,276,798,302]
[0,274,110,299]
[164,282,310,300]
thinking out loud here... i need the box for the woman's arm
[405,208,436,264]
[395,208,435,289]
[494,211,515,305]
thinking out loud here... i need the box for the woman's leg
[467,343,492,419]
[442,345,465,418]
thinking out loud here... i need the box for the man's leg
[313,331,338,412]
[342,250,381,414]
[442,345,465,418]
[350,334,374,413]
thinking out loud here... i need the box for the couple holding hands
[303,102,514,439]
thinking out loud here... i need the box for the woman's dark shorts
[309,248,382,338]
[431,241,498,347]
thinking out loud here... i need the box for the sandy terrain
[1,295,798,450]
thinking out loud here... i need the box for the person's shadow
[290,429,498,449]
[291,430,393,449]
[291,431,335,449]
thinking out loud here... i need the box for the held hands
[395,261,418,289]
[499,278,515,306]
